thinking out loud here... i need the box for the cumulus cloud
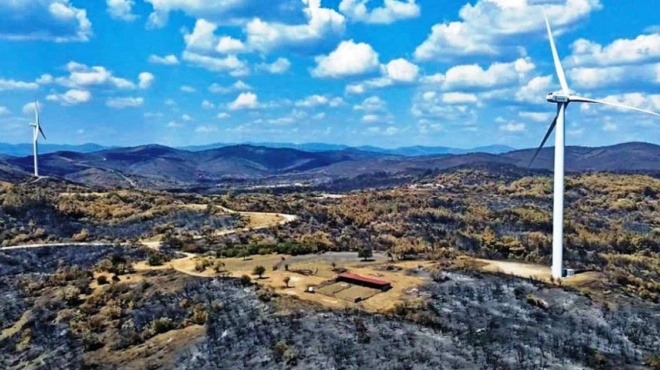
[0,106,10,116]
[515,75,553,103]
[201,100,215,109]
[414,0,602,60]
[143,0,304,28]
[443,57,535,90]
[216,36,246,54]
[295,95,344,108]
[353,96,386,112]
[182,51,249,76]
[339,0,420,24]
[181,85,196,93]
[383,58,419,82]
[499,121,526,132]
[46,89,91,105]
[106,96,144,108]
[441,92,478,104]
[195,125,219,133]
[312,40,379,78]
[138,72,154,89]
[229,92,259,110]
[519,111,554,123]
[0,0,92,42]
[107,0,137,21]
[148,54,179,65]
[258,58,291,74]
[245,0,346,53]
[55,62,137,90]
[567,63,660,90]
[565,34,660,67]
[208,80,252,94]
[0,78,39,91]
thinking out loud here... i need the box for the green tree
[253,265,266,279]
[358,248,373,261]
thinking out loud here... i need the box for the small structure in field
[336,273,392,291]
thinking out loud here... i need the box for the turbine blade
[528,113,558,167]
[38,125,46,140]
[544,12,569,93]
[34,101,39,124]
[571,96,660,116]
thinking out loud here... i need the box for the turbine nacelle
[546,92,570,104]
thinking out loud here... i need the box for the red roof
[337,273,391,286]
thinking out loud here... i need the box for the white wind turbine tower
[30,101,47,177]
[529,13,660,279]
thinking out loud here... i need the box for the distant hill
[2,142,659,188]
[179,142,516,156]
[0,143,109,157]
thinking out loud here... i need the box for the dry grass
[84,324,205,369]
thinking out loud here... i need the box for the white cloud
[201,100,215,109]
[208,80,252,94]
[0,78,39,91]
[441,92,478,104]
[594,93,660,114]
[106,0,137,21]
[353,96,386,112]
[138,72,154,89]
[216,36,246,54]
[295,95,344,108]
[345,84,366,95]
[339,0,420,24]
[444,57,535,90]
[167,121,183,128]
[148,54,179,65]
[195,125,219,133]
[603,122,617,132]
[565,34,660,67]
[182,114,194,121]
[414,0,602,60]
[36,74,54,84]
[312,40,379,78]
[0,0,92,42]
[56,62,136,90]
[519,111,554,123]
[182,51,249,76]
[217,112,231,119]
[229,92,259,110]
[0,106,10,116]
[383,58,419,82]
[515,75,553,103]
[165,99,176,107]
[567,63,660,89]
[106,96,144,108]
[500,121,526,132]
[365,126,399,135]
[245,0,345,53]
[46,89,91,105]
[258,58,291,74]
[181,85,196,93]
[313,112,326,120]
[184,19,219,52]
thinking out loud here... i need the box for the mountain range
[0,142,514,157]
[1,142,659,189]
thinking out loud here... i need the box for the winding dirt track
[0,206,298,277]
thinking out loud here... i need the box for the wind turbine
[30,101,46,177]
[529,13,660,279]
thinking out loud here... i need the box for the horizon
[0,1,659,148]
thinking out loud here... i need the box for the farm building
[336,273,392,291]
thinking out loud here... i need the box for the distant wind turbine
[30,101,46,177]
[529,13,659,279]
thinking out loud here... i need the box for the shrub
[96,275,109,285]
[240,275,252,286]
[253,265,266,279]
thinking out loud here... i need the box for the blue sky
[0,0,659,149]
